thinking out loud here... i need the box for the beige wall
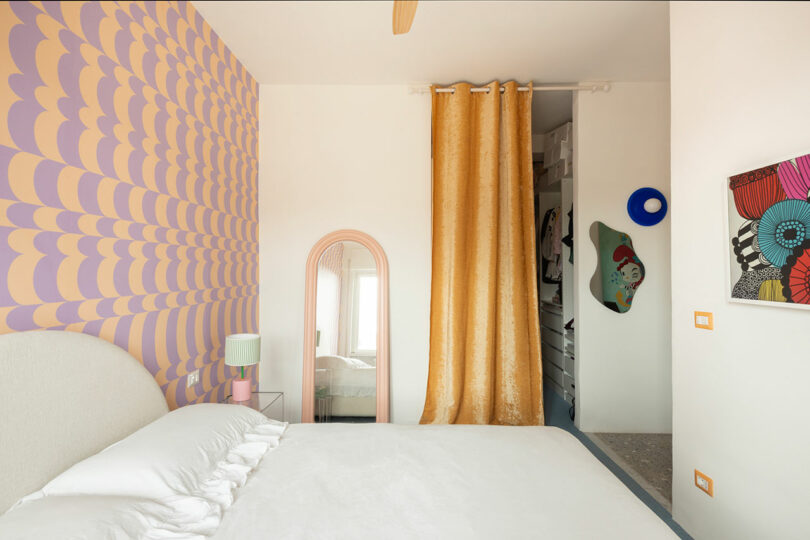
[258,85,432,423]
[574,82,672,433]
[670,3,810,538]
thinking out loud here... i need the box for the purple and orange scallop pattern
[0,1,259,408]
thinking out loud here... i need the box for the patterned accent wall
[0,1,259,408]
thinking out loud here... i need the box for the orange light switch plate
[694,311,713,330]
[695,469,714,497]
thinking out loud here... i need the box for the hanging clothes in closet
[562,206,574,263]
[539,206,562,284]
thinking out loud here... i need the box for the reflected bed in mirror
[303,231,389,423]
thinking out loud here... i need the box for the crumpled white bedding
[0,405,287,540]
[0,495,209,540]
[212,423,677,540]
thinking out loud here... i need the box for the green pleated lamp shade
[225,333,260,367]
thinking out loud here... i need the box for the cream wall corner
[258,84,432,424]
[574,81,673,434]
[670,3,810,539]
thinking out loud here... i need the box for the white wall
[573,82,672,433]
[670,3,810,538]
[258,85,432,424]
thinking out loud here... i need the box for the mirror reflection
[314,241,377,422]
[589,221,645,313]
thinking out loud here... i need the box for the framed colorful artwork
[726,152,810,309]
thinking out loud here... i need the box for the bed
[315,355,377,418]
[0,331,677,539]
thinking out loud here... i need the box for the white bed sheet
[212,424,677,540]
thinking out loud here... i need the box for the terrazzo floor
[543,385,690,538]
[590,432,673,510]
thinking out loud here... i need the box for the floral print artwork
[729,153,810,306]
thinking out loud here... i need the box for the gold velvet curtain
[420,81,544,426]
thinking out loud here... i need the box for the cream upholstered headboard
[0,331,169,513]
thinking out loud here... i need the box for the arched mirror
[302,230,389,423]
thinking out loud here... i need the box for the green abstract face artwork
[589,222,646,313]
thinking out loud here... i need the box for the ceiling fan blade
[393,0,418,35]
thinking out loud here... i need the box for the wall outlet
[694,311,714,330]
[695,469,714,497]
[186,369,200,388]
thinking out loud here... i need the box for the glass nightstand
[221,391,284,421]
[315,395,332,423]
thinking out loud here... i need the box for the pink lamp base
[232,378,252,401]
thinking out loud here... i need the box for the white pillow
[15,404,286,527]
[0,495,209,539]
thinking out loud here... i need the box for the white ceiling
[193,0,669,132]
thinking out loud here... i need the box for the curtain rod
[422,83,611,94]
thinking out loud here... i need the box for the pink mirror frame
[301,230,390,423]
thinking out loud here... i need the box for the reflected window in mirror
[351,270,377,360]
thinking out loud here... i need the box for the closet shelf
[543,122,573,186]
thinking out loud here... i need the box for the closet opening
[532,90,673,513]
[533,90,575,423]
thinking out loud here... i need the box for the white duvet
[212,424,677,540]
[1,420,677,539]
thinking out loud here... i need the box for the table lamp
[225,333,260,401]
